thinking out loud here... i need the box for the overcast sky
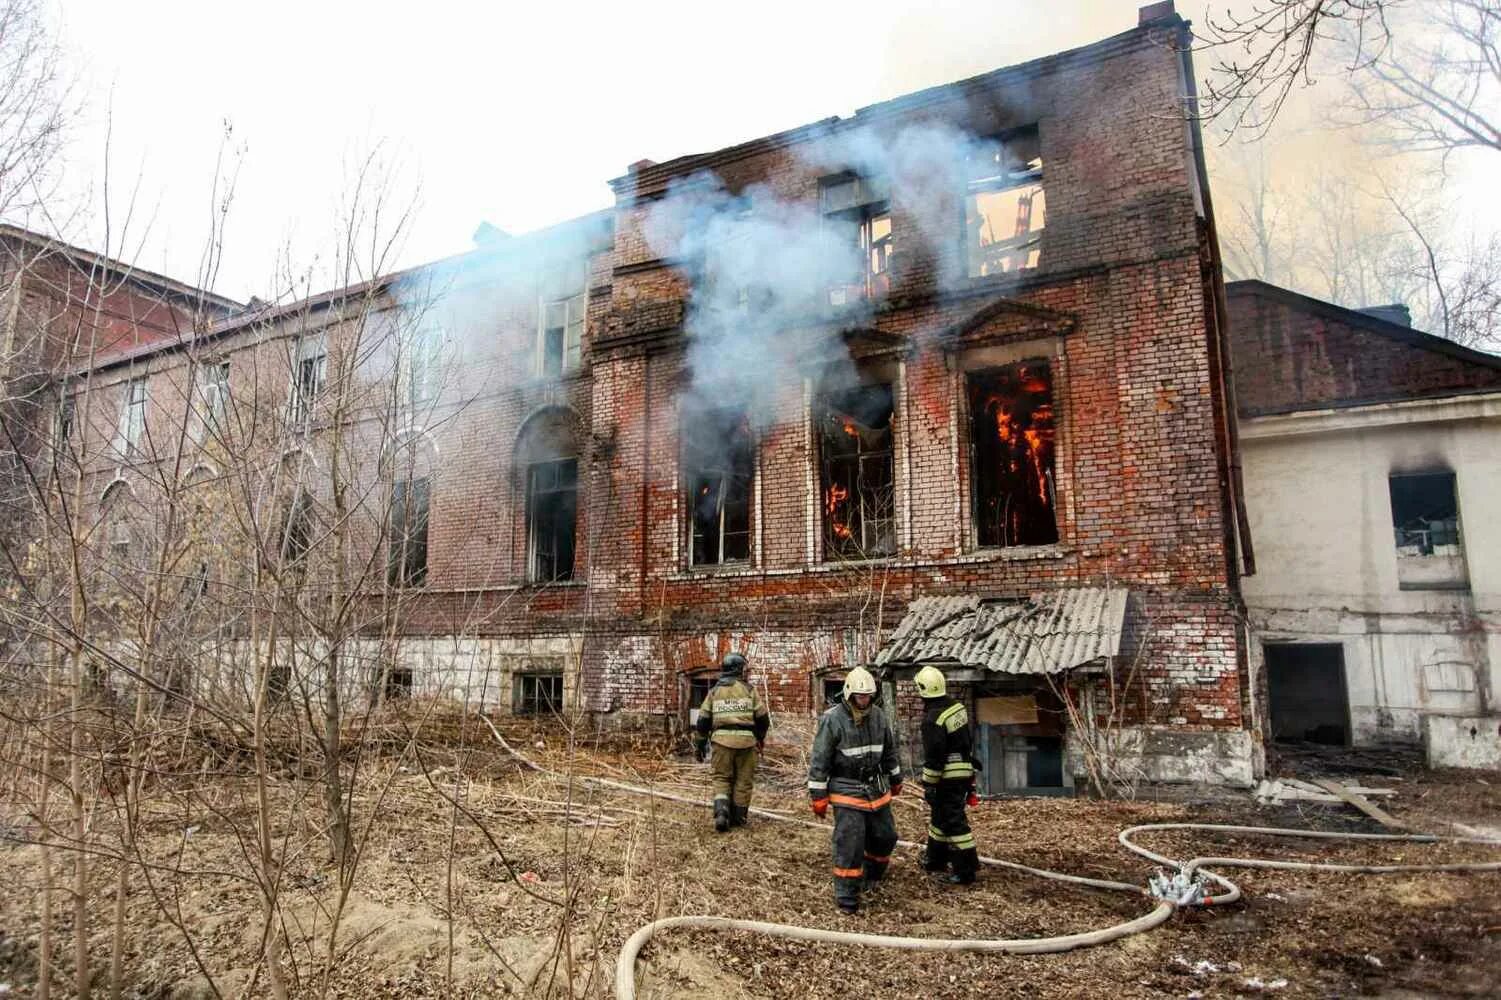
[47,0,1500,303]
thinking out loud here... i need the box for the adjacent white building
[1228,281,1501,767]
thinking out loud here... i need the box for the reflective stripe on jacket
[807,700,902,809]
[696,677,769,750]
[921,697,974,784]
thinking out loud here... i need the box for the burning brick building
[33,3,1258,788]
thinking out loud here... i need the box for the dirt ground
[2,713,1500,999]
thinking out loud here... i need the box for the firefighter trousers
[924,782,978,878]
[832,804,898,906]
[709,744,757,808]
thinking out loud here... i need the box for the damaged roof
[874,588,1128,675]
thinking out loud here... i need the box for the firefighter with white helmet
[913,665,980,884]
[694,652,770,832]
[806,665,903,914]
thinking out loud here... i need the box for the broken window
[387,476,430,588]
[822,174,892,306]
[279,490,314,567]
[965,127,1045,278]
[114,377,147,459]
[819,383,896,559]
[1389,472,1467,590]
[683,408,753,566]
[384,664,413,701]
[526,458,577,582]
[291,333,327,427]
[1390,473,1461,556]
[538,261,586,377]
[514,669,563,716]
[968,360,1058,548]
[53,395,74,453]
[101,480,132,559]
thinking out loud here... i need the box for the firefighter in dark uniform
[694,652,770,833]
[807,666,903,914]
[914,665,980,883]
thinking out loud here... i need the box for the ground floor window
[514,670,563,715]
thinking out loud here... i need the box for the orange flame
[841,419,860,438]
[824,482,849,516]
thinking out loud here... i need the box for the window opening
[965,127,1045,277]
[822,174,892,305]
[683,408,753,566]
[527,458,578,582]
[968,360,1057,548]
[819,382,895,559]
[387,476,430,587]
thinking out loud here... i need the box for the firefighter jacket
[696,677,770,750]
[920,696,975,786]
[807,700,903,810]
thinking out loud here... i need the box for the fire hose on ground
[479,721,1501,1000]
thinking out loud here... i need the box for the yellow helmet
[842,666,877,700]
[914,665,946,699]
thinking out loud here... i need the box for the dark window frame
[818,383,896,560]
[821,173,892,305]
[291,335,328,427]
[387,476,431,588]
[514,670,564,716]
[963,125,1045,279]
[1389,471,1462,556]
[683,410,754,568]
[967,359,1059,549]
[526,457,578,583]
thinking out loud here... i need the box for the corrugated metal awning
[873,587,1128,675]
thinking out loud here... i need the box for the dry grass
[1,707,1499,998]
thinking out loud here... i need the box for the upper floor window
[683,408,753,566]
[291,333,328,426]
[538,262,586,378]
[965,127,1045,278]
[1389,472,1467,590]
[821,174,892,306]
[194,361,230,443]
[387,476,430,588]
[402,324,442,410]
[968,359,1058,548]
[113,377,147,459]
[53,395,74,455]
[279,489,314,567]
[819,383,896,560]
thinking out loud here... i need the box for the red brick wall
[1227,280,1501,416]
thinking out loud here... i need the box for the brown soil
[2,714,1499,998]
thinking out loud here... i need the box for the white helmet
[842,666,877,701]
[914,665,946,699]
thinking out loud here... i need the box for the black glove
[694,740,707,763]
[923,784,938,806]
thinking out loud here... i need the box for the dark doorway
[1265,643,1350,745]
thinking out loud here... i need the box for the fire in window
[527,458,578,582]
[968,360,1058,548]
[387,476,430,587]
[821,174,892,306]
[683,407,753,566]
[819,383,896,559]
[514,670,563,715]
[965,127,1045,278]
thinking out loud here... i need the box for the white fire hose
[479,721,1501,1000]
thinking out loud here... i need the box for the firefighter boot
[713,800,731,833]
[731,805,749,827]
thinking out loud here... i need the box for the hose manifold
[1147,869,1208,906]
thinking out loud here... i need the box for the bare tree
[0,0,74,224]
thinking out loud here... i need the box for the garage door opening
[1265,643,1350,746]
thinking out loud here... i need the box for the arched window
[100,479,134,559]
[515,408,579,583]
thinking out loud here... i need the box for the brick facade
[38,10,1257,785]
[1227,280,1501,416]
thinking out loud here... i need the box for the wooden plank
[1313,778,1408,830]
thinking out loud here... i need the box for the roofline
[0,223,242,311]
[77,208,614,377]
[1226,278,1501,372]
[610,15,1187,200]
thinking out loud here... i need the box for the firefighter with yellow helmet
[694,652,770,832]
[914,665,980,884]
[806,666,903,914]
